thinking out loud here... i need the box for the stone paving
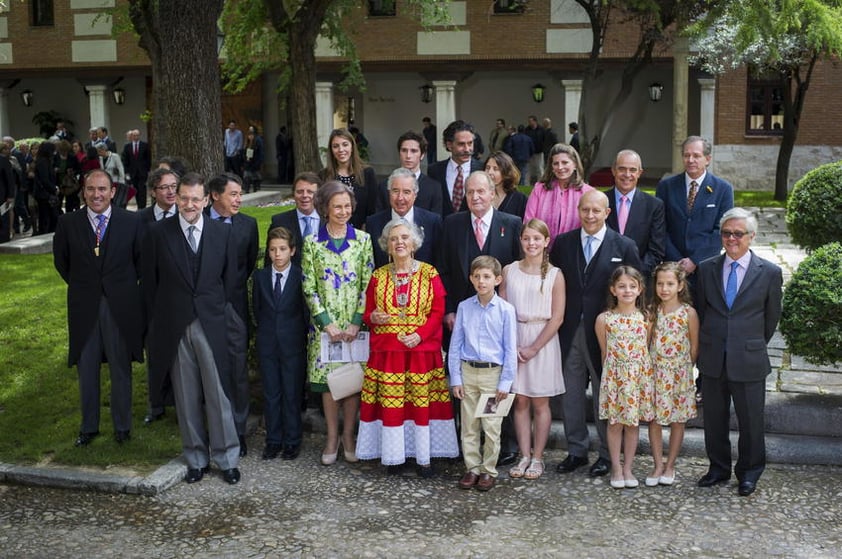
[1,433,841,558]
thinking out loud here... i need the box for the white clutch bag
[326,362,364,401]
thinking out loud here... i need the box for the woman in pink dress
[524,143,594,245]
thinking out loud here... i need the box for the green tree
[574,1,712,175]
[128,0,225,178]
[689,0,842,201]
[220,0,450,174]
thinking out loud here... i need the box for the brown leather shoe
[458,471,479,490]
[476,473,496,491]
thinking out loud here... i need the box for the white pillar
[432,80,457,159]
[87,84,109,130]
[0,89,9,137]
[315,81,334,166]
[561,79,583,133]
[698,78,716,145]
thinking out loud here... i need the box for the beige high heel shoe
[321,440,340,465]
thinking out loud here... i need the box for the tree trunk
[130,0,224,179]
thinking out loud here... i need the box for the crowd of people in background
[23,114,783,499]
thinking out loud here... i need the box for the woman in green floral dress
[302,181,374,465]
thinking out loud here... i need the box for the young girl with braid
[499,219,566,480]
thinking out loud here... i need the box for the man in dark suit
[605,149,665,279]
[502,125,534,186]
[139,167,180,425]
[695,208,782,497]
[376,130,443,216]
[0,145,14,243]
[440,170,522,466]
[121,129,152,209]
[549,189,641,477]
[142,172,242,485]
[53,169,144,446]
[207,172,259,458]
[96,126,117,153]
[656,135,734,281]
[427,120,483,219]
[367,168,442,268]
[269,171,322,266]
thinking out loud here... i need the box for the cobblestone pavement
[2,432,841,559]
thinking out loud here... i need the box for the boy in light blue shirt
[448,255,518,492]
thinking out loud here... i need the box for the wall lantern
[20,89,33,107]
[531,83,546,103]
[112,87,126,105]
[648,82,664,102]
[420,84,433,104]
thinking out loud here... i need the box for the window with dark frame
[494,0,528,14]
[746,75,785,135]
[368,0,396,17]
[31,0,55,27]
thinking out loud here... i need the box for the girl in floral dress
[645,262,699,486]
[595,266,653,489]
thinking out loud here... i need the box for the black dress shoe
[238,435,248,458]
[697,471,731,487]
[115,430,131,444]
[556,454,589,473]
[387,464,404,475]
[738,481,757,496]
[222,468,241,485]
[143,411,164,425]
[74,431,100,447]
[416,464,435,479]
[588,457,611,477]
[262,443,282,460]
[281,445,301,461]
[496,452,518,467]
[185,466,210,484]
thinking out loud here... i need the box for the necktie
[451,165,464,213]
[160,210,169,220]
[274,272,283,302]
[618,195,629,235]
[133,143,138,157]
[687,180,699,213]
[187,225,198,253]
[95,214,107,248]
[725,261,739,309]
[217,215,227,223]
[583,235,594,265]
[303,216,313,237]
[474,217,485,248]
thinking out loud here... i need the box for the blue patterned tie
[725,261,739,309]
[303,216,313,237]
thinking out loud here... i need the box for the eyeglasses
[156,183,178,192]
[721,230,749,239]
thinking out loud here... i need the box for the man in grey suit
[207,172,259,458]
[695,207,782,497]
[142,172,241,485]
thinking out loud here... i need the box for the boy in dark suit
[253,227,308,460]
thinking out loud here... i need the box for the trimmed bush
[786,161,842,251]
[780,242,842,366]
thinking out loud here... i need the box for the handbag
[326,362,364,401]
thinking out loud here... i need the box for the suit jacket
[121,141,151,184]
[252,264,307,357]
[204,209,259,325]
[376,173,444,216]
[549,227,642,375]
[440,209,522,315]
[365,206,442,269]
[53,207,144,366]
[269,209,320,266]
[142,216,238,378]
[427,158,483,219]
[656,172,734,265]
[605,187,665,277]
[320,166,377,229]
[695,252,783,382]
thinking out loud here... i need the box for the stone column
[0,88,9,137]
[432,80,456,159]
[561,79,583,132]
[87,84,109,130]
[698,78,716,142]
[671,37,689,173]
[315,81,334,167]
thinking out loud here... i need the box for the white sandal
[509,456,531,478]
[524,459,545,480]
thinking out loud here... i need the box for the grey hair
[387,167,419,194]
[466,170,494,191]
[682,135,712,157]
[378,218,425,253]
[720,207,758,236]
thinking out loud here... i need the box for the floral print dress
[651,304,697,424]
